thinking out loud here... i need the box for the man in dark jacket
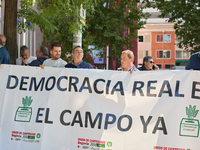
[65,46,93,69]
[185,52,200,70]
[0,38,10,64]
[138,56,159,71]
[29,46,49,67]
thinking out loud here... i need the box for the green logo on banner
[14,96,33,122]
[179,105,199,137]
[107,141,112,147]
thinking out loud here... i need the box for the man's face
[36,48,41,58]
[144,58,154,70]
[0,36,6,46]
[21,50,30,59]
[51,46,61,60]
[121,53,132,69]
[72,47,84,62]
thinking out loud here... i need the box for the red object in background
[87,52,95,68]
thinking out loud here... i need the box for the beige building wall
[0,1,43,58]
[138,23,190,68]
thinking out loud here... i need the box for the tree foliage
[143,0,200,53]
[83,0,150,59]
[18,0,150,61]
[18,0,97,61]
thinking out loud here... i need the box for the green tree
[19,0,150,62]
[83,0,150,60]
[4,0,95,63]
[143,0,200,53]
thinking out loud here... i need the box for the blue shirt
[186,52,200,70]
[29,57,48,67]
[0,46,10,64]
[65,61,93,69]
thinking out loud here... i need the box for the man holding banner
[65,46,93,69]
[41,42,67,68]
[118,50,139,72]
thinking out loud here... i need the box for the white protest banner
[0,64,200,150]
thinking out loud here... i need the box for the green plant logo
[14,96,33,122]
[179,105,199,137]
[107,141,112,147]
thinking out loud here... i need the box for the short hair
[39,46,49,57]
[143,56,153,64]
[73,46,83,53]
[51,42,62,50]
[20,45,29,52]
[122,50,134,59]
[0,38,3,46]
[0,34,6,40]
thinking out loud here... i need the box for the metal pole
[18,33,20,57]
[30,30,32,55]
[73,7,82,49]
[22,18,26,45]
[106,46,109,70]
[26,28,28,47]
[162,30,165,69]
[34,26,36,56]
[0,0,1,34]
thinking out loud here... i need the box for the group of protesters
[22,42,93,69]
[0,34,199,71]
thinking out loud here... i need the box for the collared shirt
[0,46,10,64]
[29,57,48,67]
[137,65,148,71]
[71,60,83,67]
[117,64,139,71]
[65,60,93,69]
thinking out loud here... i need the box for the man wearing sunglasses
[138,56,159,71]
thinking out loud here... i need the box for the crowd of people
[0,34,199,71]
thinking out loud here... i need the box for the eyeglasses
[150,61,154,64]
[75,50,83,54]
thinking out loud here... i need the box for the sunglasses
[150,61,154,64]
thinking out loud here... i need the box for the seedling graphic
[179,105,199,137]
[14,96,33,122]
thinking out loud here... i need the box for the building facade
[0,1,43,58]
[138,8,190,69]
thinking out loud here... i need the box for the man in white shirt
[16,45,37,65]
[42,42,67,68]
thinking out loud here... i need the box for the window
[175,51,182,58]
[175,50,190,59]
[156,50,171,58]
[175,35,182,43]
[165,64,171,69]
[139,36,144,42]
[138,50,151,59]
[145,34,151,42]
[157,64,161,68]
[156,34,171,43]
[183,51,190,58]
[156,35,163,42]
